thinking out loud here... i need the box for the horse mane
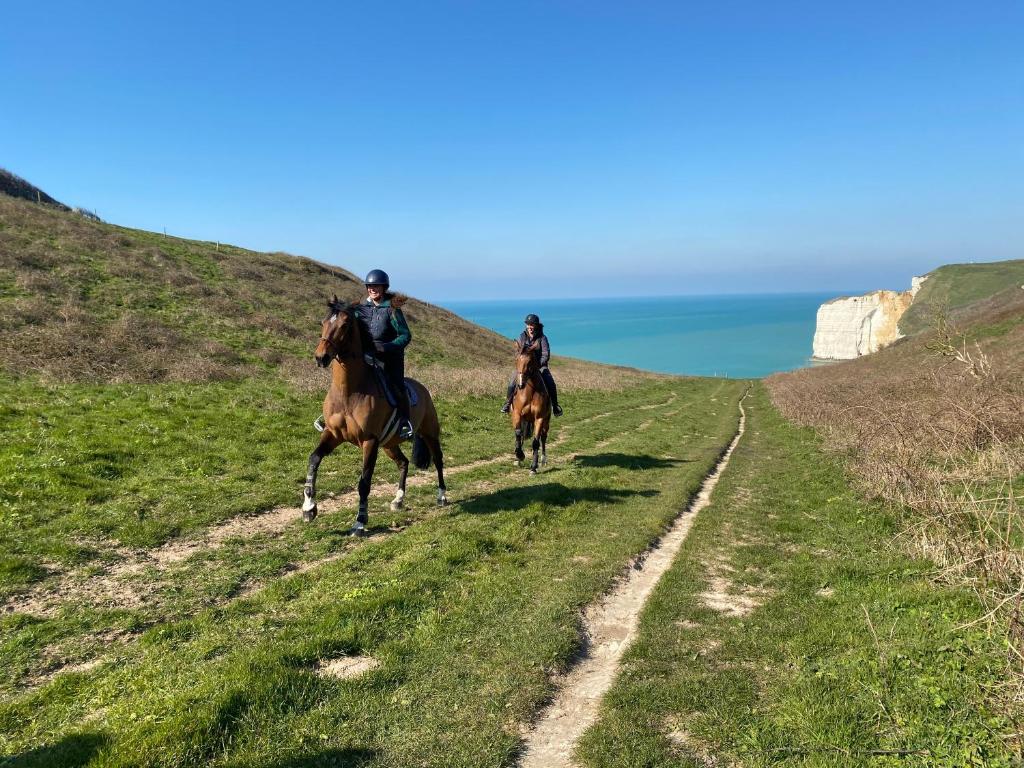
[324,297,371,354]
[390,293,408,308]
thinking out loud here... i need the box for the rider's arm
[537,335,550,368]
[385,307,412,351]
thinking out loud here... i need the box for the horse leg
[426,433,447,506]
[512,411,525,466]
[302,433,338,523]
[352,438,379,536]
[541,422,548,466]
[384,444,409,510]
[531,414,547,474]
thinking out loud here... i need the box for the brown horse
[510,342,551,473]
[302,296,447,535]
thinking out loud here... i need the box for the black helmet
[364,269,390,287]
[524,313,540,325]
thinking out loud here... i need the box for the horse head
[515,342,539,389]
[315,296,361,367]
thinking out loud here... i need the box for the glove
[363,353,377,367]
[374,341,387,354]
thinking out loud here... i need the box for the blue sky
[2,1,1022,300]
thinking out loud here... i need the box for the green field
[579,387,1015,768]
[2,195,1020,766]
[1,378,1015,767]
[1,376,746,766]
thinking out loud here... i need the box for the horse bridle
[320,310,366,362]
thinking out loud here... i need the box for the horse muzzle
[315,353,332,368]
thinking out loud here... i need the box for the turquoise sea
[441,293,837,379]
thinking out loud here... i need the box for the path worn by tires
[519,390,748,768]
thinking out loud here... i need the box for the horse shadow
[572,453,692,470]
[2,732,108,768]
[456,482,658,516]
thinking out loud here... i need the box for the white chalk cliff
[812,277,926,360]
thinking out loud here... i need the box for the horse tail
[412,433,432,470]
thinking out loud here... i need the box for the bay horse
[510,342,551,473]
[303,296,447,535]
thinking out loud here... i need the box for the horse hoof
[530,468,537,475]
[302,507,318,523]
[437,495,448,507]
[349,521,366,537]
[390,500,403,511]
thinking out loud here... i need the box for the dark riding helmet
[364,269,390,287]
[524,313,540,325]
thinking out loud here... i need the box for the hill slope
[899,258,1024,334]
[0,193,515,383]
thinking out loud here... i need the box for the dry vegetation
[0,194,593,386]
[767,287,1024,706]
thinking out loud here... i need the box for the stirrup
[398,420,414,439]
[500,403,511,414]
[313,415,325,432]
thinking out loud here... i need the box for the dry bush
[767,307,1024,702]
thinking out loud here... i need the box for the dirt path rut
[518,390,748,768]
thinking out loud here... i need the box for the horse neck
[519,366,544,395]
[330,329,368,399]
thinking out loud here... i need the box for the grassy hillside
[0,193,518,383]
[768,274,1024,752]
[580,387,1016,767]
[3,186,1020,765]
[899,258,1024,335]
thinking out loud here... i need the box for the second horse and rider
[305,269,565,534]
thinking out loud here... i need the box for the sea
[440,293,838,379]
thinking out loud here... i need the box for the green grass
[0,376,748,767]
[900,259,1024,335]
[576,385,1017,767]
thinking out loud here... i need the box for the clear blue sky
[3,1,1022,300]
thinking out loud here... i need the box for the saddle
[363,354,418,408]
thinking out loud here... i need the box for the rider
[500,313,563,417]
[356,269,415,439]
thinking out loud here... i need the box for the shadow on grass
[572,453,692,470]
[252,747,377,767]
[457,482,658,515]
[2,732,108,768]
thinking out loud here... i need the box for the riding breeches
[380,352,410,417]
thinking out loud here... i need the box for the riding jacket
[356,296,411,355]
[517,331,550,368]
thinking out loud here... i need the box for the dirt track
[518,391,748,767]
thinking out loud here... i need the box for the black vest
[356,302,396,343]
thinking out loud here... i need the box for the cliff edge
[812,279,924,360]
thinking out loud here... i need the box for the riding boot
[500,378,515,414]
[395,389,414,439]
[541,368,563,417]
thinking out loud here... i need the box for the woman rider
[314,269,414,438]
[500,313,563,417]
[357,269,415,439]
